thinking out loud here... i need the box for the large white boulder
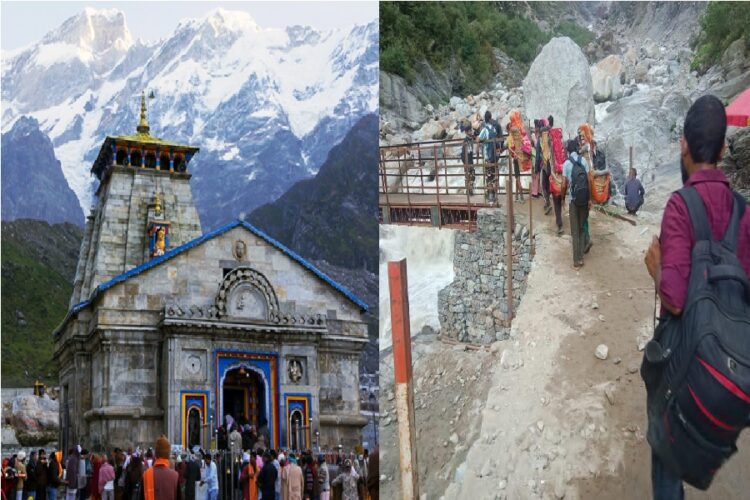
[8,394,58,446]
[591,55,624,102]
[523,37,595,139]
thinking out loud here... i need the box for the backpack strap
[720,192,747,253]
[676,187,712,242]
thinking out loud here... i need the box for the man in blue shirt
[562,140,591,268]
[201,453,219,500]
[624,167,645,215]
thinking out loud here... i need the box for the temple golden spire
[137,90,150,135]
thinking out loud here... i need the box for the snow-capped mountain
[1,7,378,228]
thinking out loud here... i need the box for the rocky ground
[379,200,750,499]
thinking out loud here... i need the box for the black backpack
[642,187,750,490]
[569,155,589,207]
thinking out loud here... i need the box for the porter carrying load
[578,123,611,204]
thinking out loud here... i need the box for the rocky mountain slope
[1,7,378,228]
[1,117,84,226]
[248,114,378,272]
[248,114,379,377]
[1,220,82,387]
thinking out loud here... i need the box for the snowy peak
[203,8,260,35]
[42,8,133,55]
[1,8,378,227]
[286,25,322,47]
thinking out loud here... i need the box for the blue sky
[1,1,378,50]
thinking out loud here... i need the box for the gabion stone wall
[438,208,533,344]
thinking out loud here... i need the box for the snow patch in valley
[222,146,239,161]
[33,42,94,67]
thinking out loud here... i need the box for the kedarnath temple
[53,94,369,452]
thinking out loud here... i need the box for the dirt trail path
[436,198,750,499]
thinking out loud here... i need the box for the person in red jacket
[89,454,102,500]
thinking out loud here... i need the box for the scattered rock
[500,349,516,369]
[604,385,616,406]
[613,357,622,365]
[628,364,640,374]
[449,432,459,445]
[591,54,624,102]
[595,344,609,360]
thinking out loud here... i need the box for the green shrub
[379,1,554,94]
[554,20,595,48]
[692,2,750,72]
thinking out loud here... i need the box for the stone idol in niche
[228,284,267,319]
[288,359,304,383]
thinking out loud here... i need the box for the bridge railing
[379,136,534,230]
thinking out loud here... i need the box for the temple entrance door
[289,409,303,451]
[187,408,202,450]
[222,367,266,432]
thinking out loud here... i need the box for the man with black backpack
[643,95,750,499]
[562,139,590,268]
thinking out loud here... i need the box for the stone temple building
[53,95,369,453]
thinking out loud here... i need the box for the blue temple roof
[54,219,368,337]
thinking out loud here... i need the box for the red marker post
[388,259,419,500]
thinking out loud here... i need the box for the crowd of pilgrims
[1,435,378,500]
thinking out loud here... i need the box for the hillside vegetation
[380,1,594,94]
[692,1,750,72]
[1,220,82,387]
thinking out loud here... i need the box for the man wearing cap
[14,451,27,500]
[142,436,180,500]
